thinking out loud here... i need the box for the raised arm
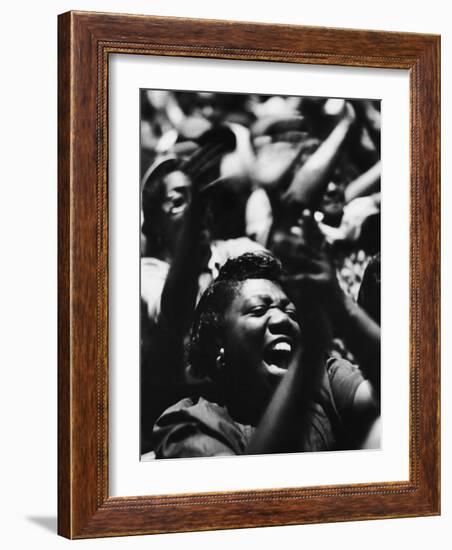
[247,303,330,454]
[351,99,381,153]
[256,217,380,452]
[344,161,381,203]
[333,294,381,398]
[252,140,306,190]
[247,225,333,454]
[276,213,381,397]
[159,193,210,340]
[282,102,355,207]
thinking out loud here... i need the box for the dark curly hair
[188,252,285,378]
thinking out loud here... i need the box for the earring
[216,347,226,371]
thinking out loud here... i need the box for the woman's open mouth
[263,338,293,375]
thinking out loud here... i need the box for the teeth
[272,342,291,353]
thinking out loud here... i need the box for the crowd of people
[139,89,381,458]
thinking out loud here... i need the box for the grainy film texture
[139,90,381,460]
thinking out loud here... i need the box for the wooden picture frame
[58,10,440,539]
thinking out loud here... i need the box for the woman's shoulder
[157,396,240,429]
[153,396,252,457]
[324,356,366,415]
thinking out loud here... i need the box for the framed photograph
[58,11,440,538]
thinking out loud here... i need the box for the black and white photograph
[139,90,382,460]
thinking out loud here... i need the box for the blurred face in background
[319,181,346,227]
[159,170,213,264]
[160,170,192,241]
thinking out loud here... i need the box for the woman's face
[222,279,301,397]
[319,181,346,226]
[160,170,192,237]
